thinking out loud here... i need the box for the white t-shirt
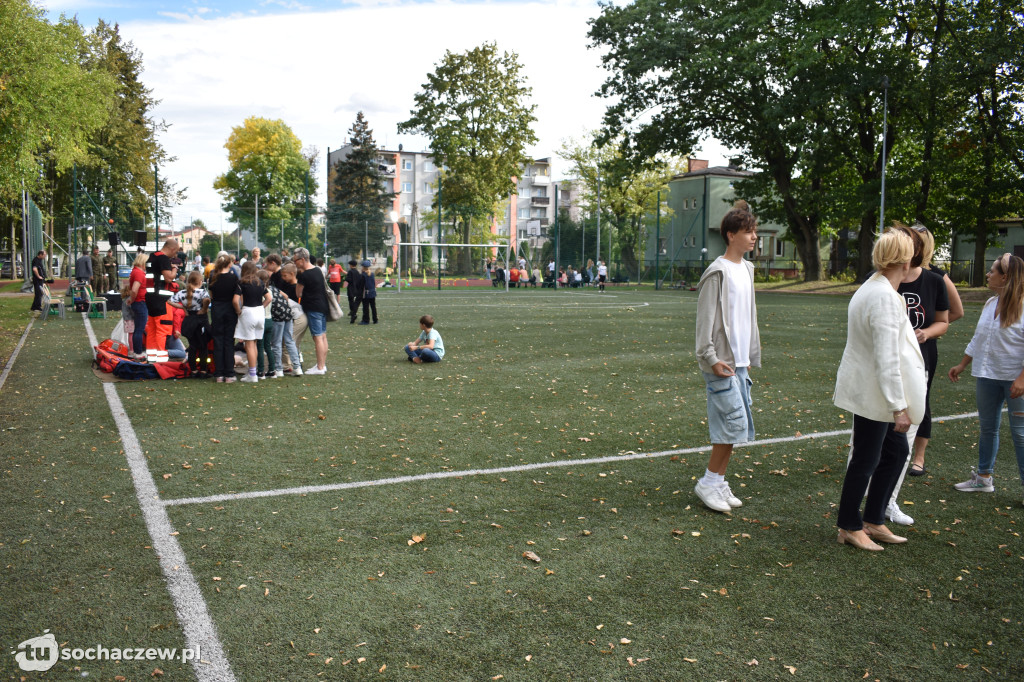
[721,258,752,368]
[597,264,608,277]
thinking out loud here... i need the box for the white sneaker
[240,374,258,383]
[268,370,282,379]
[291,367,303,377]
[305,366,326,375]
[954,467,994,492]
[886,503,914,526]
[719,481,743,508]
[694,481,732,513]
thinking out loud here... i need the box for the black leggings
[210,302,237,378]
[181,312,209,372]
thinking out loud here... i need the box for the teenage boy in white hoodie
[693,207,761,512]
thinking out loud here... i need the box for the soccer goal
[396,241,514,292]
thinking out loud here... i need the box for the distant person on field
[254,269,276,379]
[597,260,608,292]
[405,314,444,364]
[90,245,105,294]
[103,249,118,291]
[30,250,47,314]
[75,248,93,285]
[328,258,343,304]
[345,259,362,323]
[693,207,761,513]
[358,260,378,324]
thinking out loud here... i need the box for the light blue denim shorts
[702,366,755,445]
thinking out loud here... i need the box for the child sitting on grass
[404,315,444,364]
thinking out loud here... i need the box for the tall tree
[559,133,680,277]
[398,42,538,274]
[0,1,113,215]
[325,112,396,258]
[48,19,183,244]
[213,116,317,248]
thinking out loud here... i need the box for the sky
[41,0,730,235]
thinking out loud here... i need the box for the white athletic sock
[699,469,723,487]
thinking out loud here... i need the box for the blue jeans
[271,318,299,373]
[406,346,441,363]
[975,376,1024,483]
[130,301,148,354]
[165,336,187,360]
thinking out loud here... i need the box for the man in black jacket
[345,259,362,323]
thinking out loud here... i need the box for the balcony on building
[531,196,550,206]
[531,174,550,185]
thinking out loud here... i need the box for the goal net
[395,241,516,291]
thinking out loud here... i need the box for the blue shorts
[703,366,755,445]
[306,311,326,337]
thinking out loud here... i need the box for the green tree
[325,112,396,258]
[0,1,114,239]
[398,42,537,274]
[52,19,183,244]
[559,133,679,278]
[213,116,317,248]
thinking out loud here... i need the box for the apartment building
[327,145,557,264]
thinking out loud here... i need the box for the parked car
[0,257,23,279]
[118,264,132,279]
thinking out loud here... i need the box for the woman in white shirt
[948,253,1024,495]
[833,229,926,551]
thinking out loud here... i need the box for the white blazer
[834,273,927,424]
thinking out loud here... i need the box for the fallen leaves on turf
[523,551,541,563]
[408,534,426,546]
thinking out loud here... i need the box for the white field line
[163,411,981,509]
[83,314,235,682]
[0,316,34,393]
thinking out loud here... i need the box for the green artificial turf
[1,290,1022,680]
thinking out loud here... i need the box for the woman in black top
[233,261,271,383]
[208,255,240,383]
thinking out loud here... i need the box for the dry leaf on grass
[523,551,541,563]
[785,665,797,674]
[407,534,426,546]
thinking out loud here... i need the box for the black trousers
[181,312,209,372]
[31,282,44,311]
[210,302,237,378]
[361,298,377,323]
[348,295,360,321]
[838,414,909,531]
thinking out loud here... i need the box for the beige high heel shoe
[864,524,908,544]
[838,528,884,551]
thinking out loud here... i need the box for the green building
[645,160,801,280]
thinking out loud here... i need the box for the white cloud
[118,1,728,233]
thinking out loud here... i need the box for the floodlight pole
[655,190,661,290]
[595,168,601,265]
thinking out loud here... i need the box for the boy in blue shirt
[405,315,444,363]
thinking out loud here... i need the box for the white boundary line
[0,316,35,393]
[82,314,235,682]
[163,412,982,509]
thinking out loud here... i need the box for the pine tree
[326,112,396,258]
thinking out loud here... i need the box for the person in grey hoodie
[693,206,761,513]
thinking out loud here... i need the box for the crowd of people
[115,239,440,383]
[695,202,1024,547]
[486,256,609,290]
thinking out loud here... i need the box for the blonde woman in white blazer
[833,229,927,551]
